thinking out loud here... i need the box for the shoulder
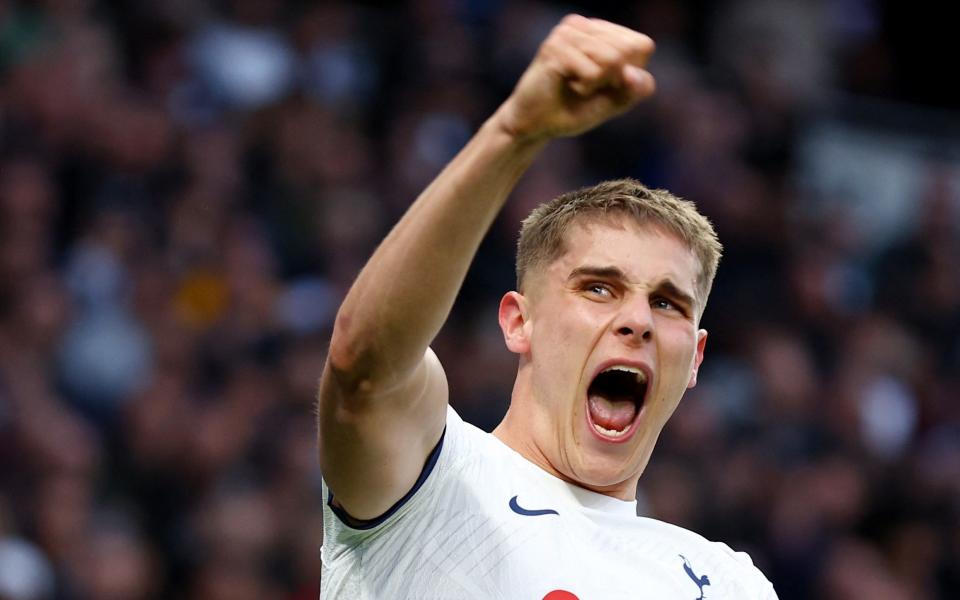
[322,404,503,532]
[442,404,511,466]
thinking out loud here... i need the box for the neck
[493,373,638,501]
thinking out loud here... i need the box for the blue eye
[588,283,612,297]
[652,298,674,310]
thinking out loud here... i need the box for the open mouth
[586,365,649,441]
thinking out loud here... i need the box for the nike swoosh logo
[509,495,559,517]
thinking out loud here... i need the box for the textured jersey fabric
[321,405,778,599]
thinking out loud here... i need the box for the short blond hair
[516,179,722,314]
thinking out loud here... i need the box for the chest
[387,488,746,600]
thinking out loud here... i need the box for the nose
[614,296,654,345]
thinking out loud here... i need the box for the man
[319,14,778,600]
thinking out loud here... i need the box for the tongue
[588,394,637,432]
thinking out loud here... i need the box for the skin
[494,218,707,500]
[319,15,659,519]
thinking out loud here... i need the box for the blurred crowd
[0,1,958,599]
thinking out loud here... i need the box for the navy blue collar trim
[327,426,446,530]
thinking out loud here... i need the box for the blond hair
[516,179,722,314]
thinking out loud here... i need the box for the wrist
[488,102,551,150]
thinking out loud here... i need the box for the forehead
[546,218,699,288]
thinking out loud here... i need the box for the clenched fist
[496,15,656,143]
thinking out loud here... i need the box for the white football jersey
[321,406,778,600]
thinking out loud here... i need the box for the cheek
[530,304,600,402]
[657,325,699,379]
[663,319,698,352]
[534,300,602,346]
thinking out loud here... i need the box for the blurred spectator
[186,0,295,114]
[0,536,55,600]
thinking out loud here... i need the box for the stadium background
[1,0,958,598]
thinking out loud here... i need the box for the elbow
[326,312,381,397]
[325,308,423,402]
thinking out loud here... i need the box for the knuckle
[580,61,603,79]
[541,32,566,55]
[550,22,575,44]
[625,42,648,59]
[594,44,621,66]
[637,33,655,53]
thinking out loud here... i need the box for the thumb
[622,65,655,99]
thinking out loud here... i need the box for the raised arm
[318,15,656,520]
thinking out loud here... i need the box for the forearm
[328,108,547,392]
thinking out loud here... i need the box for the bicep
[317,347,449,521]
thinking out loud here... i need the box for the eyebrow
[655,280,696,312]
[568,265,697,310]
[567,265,627,282]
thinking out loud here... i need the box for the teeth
[601,365,647,384]
[593,422,632,438]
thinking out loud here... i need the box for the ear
[498,291,531,354]
[687,329,708,389]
